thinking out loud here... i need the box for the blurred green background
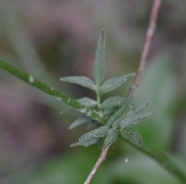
[0,0,186,183]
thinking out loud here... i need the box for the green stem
[96,85,105,120]
[123,137,186,183]
[1,60,186,182]
[96,86,101,107]
[0,60,104,123]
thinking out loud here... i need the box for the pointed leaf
[121,127,142,146]
[103,107,118,119]
[79,126,109,141]
[129,103,136,110]
[119,111,159,129]
[134,102,151,115]
[86,121,100,131]
[70,137,99,147]
[102,128,118,149]
[69,116,90,129]
[77,97,97,107]
[101,96,127,109]
[112,110,134,128]
[101,73,135,94]
[106,96,134,127]
[60,97,97,114]
[60,76,96,91]
[93,29,105,85]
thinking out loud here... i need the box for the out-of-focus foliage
[0,0,186,184]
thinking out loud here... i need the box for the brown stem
[84,0,162,183]
[84,147,109,184]
[127,0,162,99]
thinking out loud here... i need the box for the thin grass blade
[0,60,103,123]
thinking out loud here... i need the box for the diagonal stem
[127,0,162,99]
[84,147,109,184]
[85,1,162,184]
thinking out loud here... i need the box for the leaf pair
[70,126,118,150]
[71,100,157,149]
[60,29,134,98]
[110,102,158,129]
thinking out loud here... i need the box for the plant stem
[125,0,186,182]
[85,0,163,183]
[124,138,186,183]
[84,147,109,184]
[0,60,104,124]
[127,0,162,99]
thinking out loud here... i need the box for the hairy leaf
[79,126,109,141]
[121,127,142,146]
[60,97,97,114]
[101,73,135,94]
[77,97,98,107]
[119,111,159,129]
[102,128,118,149]
[93,29,105,86]
[60,76,96,91]
[134,101,151,115]
[69,116,90,129]
[86,121,100,131]
[101,96,127,109]
[70,137,100,147]
[106,96,134,127]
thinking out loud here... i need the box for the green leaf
[120,127,142,146]
[101,96,127,109]
[77,97,98,107]
[118,111,159,129]
[60,76,96,91]
[103,107,118,119]
[129,103,136,110]
[112,102,152,128]
[102,128,118,149]
[60,97,97,114]
[93,29,105,86]
[86,121,100,131]
[69,116,90,129]
[79,126,109,141]
[101,73,135,94]
[134,101,151,115]
[106,96,134,127]
[70,137,100,147]
[0,60,103,123]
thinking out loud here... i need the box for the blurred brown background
[0,0,186,184]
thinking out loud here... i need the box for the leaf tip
[69,126,73,130]
[101,28,105,34]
